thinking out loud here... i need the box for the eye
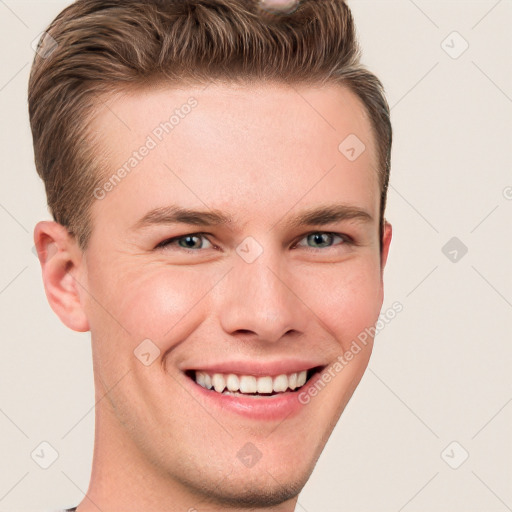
[295,232,351,250]
[155,233,214,251]
[155,231,352,252]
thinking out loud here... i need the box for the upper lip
[181,359,326,378]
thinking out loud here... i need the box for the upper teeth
[195,371,308,394]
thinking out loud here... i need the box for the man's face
[77,82,391,506]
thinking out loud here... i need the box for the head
[30,0,392,509]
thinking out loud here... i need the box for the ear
[380,220,392,273]
[34,221,90,332]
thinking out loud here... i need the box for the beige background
[1,1,511,510]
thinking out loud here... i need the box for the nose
[217,248,310,343]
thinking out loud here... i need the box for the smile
[186,367,323,398]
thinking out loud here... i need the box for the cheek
[115,268,211,342]
[295,257,383,352]
[85,262,216,365]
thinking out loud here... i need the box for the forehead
[89,81,379,229]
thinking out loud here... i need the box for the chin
[186,470,308,508]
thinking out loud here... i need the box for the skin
[260,0,300,13]
[35,82,392,512]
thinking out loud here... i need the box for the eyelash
[155,231,354,252]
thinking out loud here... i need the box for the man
[30,0,392,510]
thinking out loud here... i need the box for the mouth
[184,366,325,398]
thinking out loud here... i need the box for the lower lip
[183,370,323,421]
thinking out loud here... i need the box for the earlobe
[34,221,90,333]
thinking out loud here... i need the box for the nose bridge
[218,244,307,342]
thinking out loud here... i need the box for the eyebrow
[131,203,373,232]
[281,204,373,230]
[132,205,233,231]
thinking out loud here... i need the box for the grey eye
[296,232,346,250]
[157,234,214,250]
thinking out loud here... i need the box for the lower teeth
[222,390,282,397]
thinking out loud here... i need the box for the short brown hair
[28,0,392,250]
